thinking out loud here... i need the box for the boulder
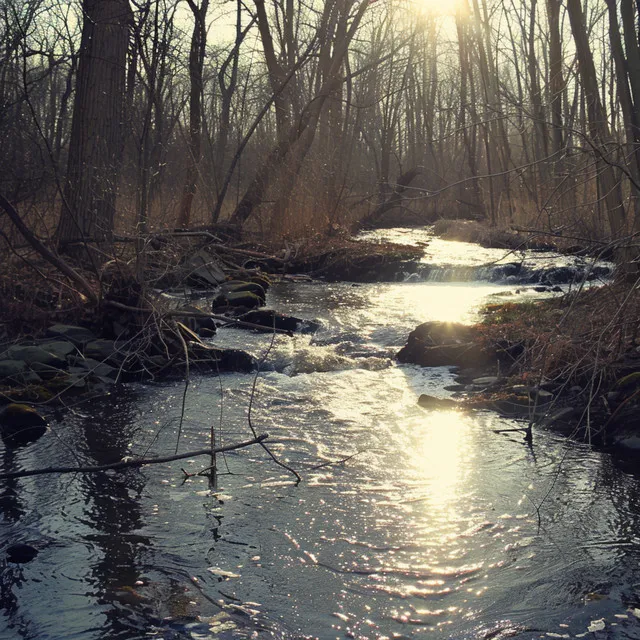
[212,291,263,310]
[84,340,123,364]
[28,362,65,380]
[398,321,496,370]
[46,324,96,346]
[240,310,320,333]
[5,345,66,368]
[0,403,48,446]
[223,281,267,302]
[471,376,500,387]
[38,341,76,360]
[0,360,27,380]
[71,357,119,381]
[417,395,459,410]
[218,348,256,373]
[188,344,256,373]
[6,543,39,564]
[175,305,217,337]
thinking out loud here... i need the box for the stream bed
[2,230,640,640]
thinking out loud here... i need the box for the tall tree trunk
[57,0,132,250]
[176,0,209,230]
[566,0,627,240]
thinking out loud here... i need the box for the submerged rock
[0,359,28,380]
[5,543,39,564]
[0,403,48,446]
[417,394,459,410]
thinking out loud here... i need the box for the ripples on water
[1,233,640,640]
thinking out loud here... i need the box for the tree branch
[0,434,269,480]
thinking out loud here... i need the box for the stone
[212,291,263,310]
[6,345,66,368]
[531,388,554,402]
[46,324,96,346]
[397,322,495,369]
[84,340,121,363]
[28,362,65,380]
[417,395,459,410]
[73,357,118,380]
[0,403,48,446]
[6,543,38,564]
[0,360,27,380]
[221,281,267,305]
[38,341,76,360]
[176,305,217,337]
[471,376,499,387]
[219,348,256,373]
[542,407,577,428]
[240,310,320,333]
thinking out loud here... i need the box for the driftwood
[0,434,268,480]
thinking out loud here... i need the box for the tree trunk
[176,0,209,230]
[566,0,627,240]
[57,0,132,250]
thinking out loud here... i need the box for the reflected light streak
[412,410,472,512]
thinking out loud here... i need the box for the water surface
[1,232,639,640]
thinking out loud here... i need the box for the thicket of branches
[2,0,640,253]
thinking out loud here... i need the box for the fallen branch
[0,434,269,480]
[0,191,98,304]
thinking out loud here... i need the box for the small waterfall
[403,262,612,285]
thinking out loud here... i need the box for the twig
[307,452,362,470]
[0,435,269,480]
[174,322,190,454]
[247,327,302,484]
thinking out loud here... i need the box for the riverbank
[399,280,640,450]
[0,232,423,422]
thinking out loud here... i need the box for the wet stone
[418,394,459,410]
[0,360,27,379]
[38,341,76,360]
[5,345,66,368]
[6,543,39,564]
[28,362,65,380]
[0,403,48,446]
[46,324,96,346]
[471,376,500,387]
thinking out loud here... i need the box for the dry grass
[476,282,640,388]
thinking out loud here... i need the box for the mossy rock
[212,291,263,310]
[223,281,266,300]
[0,403,48,446]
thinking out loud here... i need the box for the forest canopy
[1,0,640,259]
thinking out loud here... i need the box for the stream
[3,228,640,640]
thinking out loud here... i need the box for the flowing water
[2,230,639,640]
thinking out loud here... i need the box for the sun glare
[413,0,465,17]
